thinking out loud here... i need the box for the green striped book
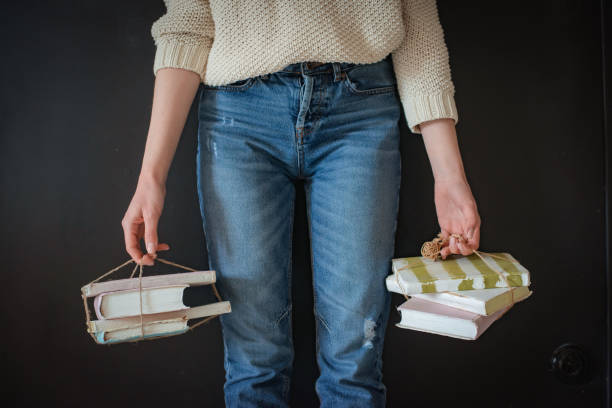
[386,252,530,295]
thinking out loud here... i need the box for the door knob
[549,343,590,385]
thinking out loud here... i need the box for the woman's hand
[434,178,481,259]
[121,174,170,265]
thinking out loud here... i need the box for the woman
[121,0,481,406]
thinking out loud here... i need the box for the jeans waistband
[278,54,391,77]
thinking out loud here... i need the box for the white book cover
[412,286,532,316]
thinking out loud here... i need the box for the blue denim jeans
[196,54,402,407]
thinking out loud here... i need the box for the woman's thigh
[196,73,300,323]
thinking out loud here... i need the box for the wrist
[139,168,167,188]
[433,170,468,185]
[420,119,468,185]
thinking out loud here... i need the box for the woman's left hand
[433,178,481,259]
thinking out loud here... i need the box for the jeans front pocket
[342,56,397,96]
[203,76,257,92]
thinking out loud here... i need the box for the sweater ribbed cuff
[153,38,211,80]
[403,90,459,134]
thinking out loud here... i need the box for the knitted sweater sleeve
[151,0,214,80]
[391,0,458,134]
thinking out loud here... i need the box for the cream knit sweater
[151,0,458,134]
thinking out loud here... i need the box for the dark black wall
[0,1,608,407]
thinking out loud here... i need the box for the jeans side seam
[196,132,231,384]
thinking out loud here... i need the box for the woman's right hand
[121,174,170,265]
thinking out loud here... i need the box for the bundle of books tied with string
[386,232,532,340]
[81,256,231,345]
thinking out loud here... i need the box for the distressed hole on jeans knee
[363,318,376,349]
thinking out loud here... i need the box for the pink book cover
[397,297,508,340]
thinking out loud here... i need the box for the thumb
[144,212,159,259]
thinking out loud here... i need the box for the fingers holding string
[122,215,146,265]
[141,242,172,266]
[466,225,481,252]
[455,231,474,256]
[438,229,451,259]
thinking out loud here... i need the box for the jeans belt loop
[332,62,342,82]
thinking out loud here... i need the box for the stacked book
[81,271,232,344]
[385,252,532,340]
